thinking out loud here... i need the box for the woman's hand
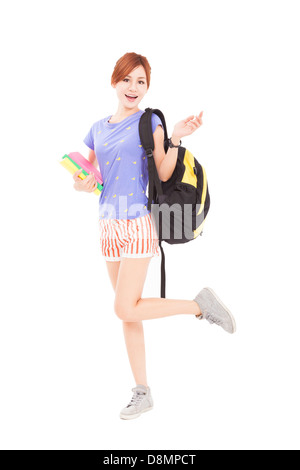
[173,111,203,139]
[73,169,98,192]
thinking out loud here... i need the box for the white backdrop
[1,0,299,451]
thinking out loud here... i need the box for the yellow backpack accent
[182,149,197,188]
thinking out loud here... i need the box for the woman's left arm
[153,111,203,182]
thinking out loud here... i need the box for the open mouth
[125,94,138,101]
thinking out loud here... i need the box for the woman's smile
[125,94,138,102]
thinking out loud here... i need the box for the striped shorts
[98,212,160,261]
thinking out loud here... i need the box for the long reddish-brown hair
[111,52,151,89]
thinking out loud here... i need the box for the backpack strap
[139,108,169,211]
[148,108,170,151]
[139,108,169,298]
[159,240,166,298]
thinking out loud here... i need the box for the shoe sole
[120,406,153,420]
[204,287,237,334]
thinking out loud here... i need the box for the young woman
[73,52,236,420]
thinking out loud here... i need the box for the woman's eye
[123,79,145,85]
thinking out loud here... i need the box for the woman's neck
[109,107,141,123]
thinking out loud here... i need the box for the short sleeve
[83,124,94,150]
[151,113,164,134]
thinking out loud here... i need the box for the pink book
[68,152,103,185]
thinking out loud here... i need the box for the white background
[1,0,299,451]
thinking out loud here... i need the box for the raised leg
[114,257,201,322]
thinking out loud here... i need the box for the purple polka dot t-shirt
[83,109,163,220]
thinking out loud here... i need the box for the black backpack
[139,107,210,298]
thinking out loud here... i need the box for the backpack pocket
[156,182,197,242]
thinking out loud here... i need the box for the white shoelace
[126,390,146,408]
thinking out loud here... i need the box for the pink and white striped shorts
[98,212,160,261]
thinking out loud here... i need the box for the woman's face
[112,65,148,110]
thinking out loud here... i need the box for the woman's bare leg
[122,322,148,387]
[114,257,202,322]
[105,260,148,387]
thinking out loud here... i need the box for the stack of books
[60,152,103,195]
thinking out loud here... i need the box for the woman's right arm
[88,149,98,169]
[73,149,98,192]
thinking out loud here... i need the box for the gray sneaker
[193,287,236,334]
[120,384,154,420]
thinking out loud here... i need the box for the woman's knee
[114,298,134,321]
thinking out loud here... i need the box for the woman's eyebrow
[126,75,146,79]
